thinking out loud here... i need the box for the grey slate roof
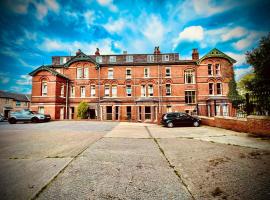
[0,90,30,102]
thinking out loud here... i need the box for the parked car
[8,109,51,124]
[0,113,5,122]
[161,112,201,128]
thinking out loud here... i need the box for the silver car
[8,109,51,124]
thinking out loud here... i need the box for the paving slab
[148,125,270,151]
[157,138,270,200]
[37,138,193,200]
[104,122,150,138]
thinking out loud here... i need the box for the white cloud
[173,26,204,49]
[233,32,264,50]
[0,72,10,84]
[83,10,95,27]
[234,66,253,81]
[221,27,248,41]
[103,18,126,34]
[10,86,31,94]
[40,38,116,54]
[142,15,167,45]
[16,75,32,85]
[97,0,118,12]
[0,48,32,68]
[225,52,246,66]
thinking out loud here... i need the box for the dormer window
[126,55,133,62]
[109,56,116,63]
[162,55,169,61]
[147,55,154,62]
[96,56,102,63]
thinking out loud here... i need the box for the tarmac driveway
[0,121,269,200]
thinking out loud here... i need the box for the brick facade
[29,48,236,122]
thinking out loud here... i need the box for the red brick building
[29,47,236,122]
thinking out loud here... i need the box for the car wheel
[193,121,200,127]
[31,117,39,123]
[167,122,174,128]
[8,118,16,124]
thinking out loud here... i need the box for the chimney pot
[95,48,100,56]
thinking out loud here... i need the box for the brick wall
[201,115,270,136]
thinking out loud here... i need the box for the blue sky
[0,0,269,94]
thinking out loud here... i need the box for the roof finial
[95,48,100,56]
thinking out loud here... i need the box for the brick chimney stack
[76,49,81,56]
[95,48,100,56]
[192,48,199,60]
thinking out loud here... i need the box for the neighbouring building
[29,47,236,122]
[0,90,30,118]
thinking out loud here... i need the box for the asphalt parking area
[0,121,269,200]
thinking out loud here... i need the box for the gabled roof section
[63,50,99,68]
[0,90,30,102]
[198,48,236,64]
[29,65,69,79]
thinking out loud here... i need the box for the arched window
[184,70,195,84]
[41,79,47,96]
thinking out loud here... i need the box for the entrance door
[89,109,96,119]
[145,106,151,120]
[69,107,74,119]
[60,108,64,120]
[106,106,112,120]
[126,106,131,120]
[115,106,119,120]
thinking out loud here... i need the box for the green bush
[77,102,88,119]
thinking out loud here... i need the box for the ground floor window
[145,106,151,120]
[127,106,131,120]
[166,105,172,113]
[38,106,44,114]
[222,104,228,116]
[185,91,196,104]
[215,105,220,116]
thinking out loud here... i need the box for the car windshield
[30,111,38,114]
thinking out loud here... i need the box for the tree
[246,33,270,93]
[237,73,255,95]
[77,101,88,119]
[227,74,243,108]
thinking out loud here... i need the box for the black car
[161,112,201,128]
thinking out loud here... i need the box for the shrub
[77,101,88,119]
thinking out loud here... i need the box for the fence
[230,91,270,118]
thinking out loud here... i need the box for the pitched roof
[0,90,30,102]
[63,51,99,68]
[29,65,69,79]
[198,48,236,64]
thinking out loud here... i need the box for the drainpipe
[65,79,69,119]
[98,65,101,120]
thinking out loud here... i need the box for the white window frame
[60,85,64,97]
[216,105,221,116]
[162,55,169,62]
[80,86,86,97]
[148,84,153,96]
[90,85,95,97]
[209,83,214,95]
[70,86,75,97]
[222,104,228,116]
[147,55,154,62]
[185,91,196,104]
[41,80,47,96]
[112,85,117,97]
[108,68,113,79]
[141,85,146,97]
[126,55,133,62]
[166,84,171,96]
[144,68,150,78]
[126,85,132,96]
[109,56,116,63]
[84,67,89,78]
[165,67,171,77]
[217,83,222,95]
[126,68,132,79]
[215,64,221,76]
[184,70,195,84]
[77,67,83,79]
[105,85,110,97]
[208,64,213,76]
